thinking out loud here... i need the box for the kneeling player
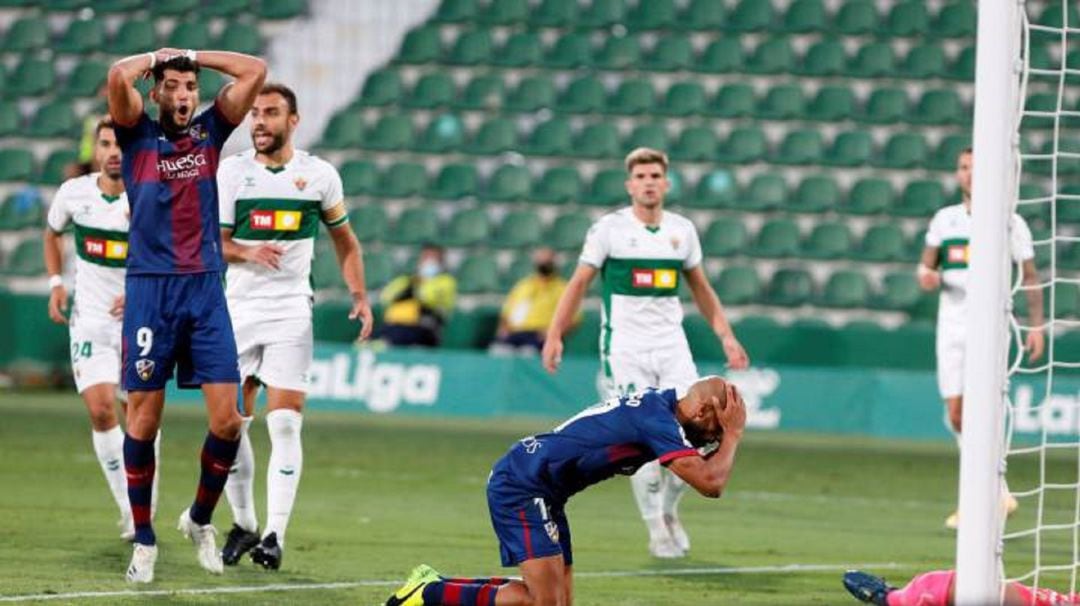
[385,376,746,606]
[844,569,1077,606]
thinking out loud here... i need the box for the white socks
[661,469,689,519]
[151,430,161,520]
[631,460,666,539]
[224,416,258,533]
[265,409,303,545]
[92,426,129,518]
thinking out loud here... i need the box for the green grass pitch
[0,390,1064,605]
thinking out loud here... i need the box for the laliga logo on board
[307,349,440,412]
[1012,383,1080,435]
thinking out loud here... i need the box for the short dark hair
[152,55,199,84]
[94,116,114,138]
[260,82,298,115]
[959,147,973,157]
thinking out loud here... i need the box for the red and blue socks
[123,433,156,545]
[421,577,510,606]
[189,431,241,525]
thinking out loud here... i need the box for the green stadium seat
[928,134,972,171]
[1024,93,1057,130]
[606,79,656,115]
[361,251,394,290]
[947,45,975,81]
[60,59,108,99]
[414,113,466,153]
[530,0,577,26]
[824,130,873,167]
[108,19,156,55]
[347,205,388,243]
[28,102,78,139]
[446,29,493,65]
[643,35,694,71]
[757,84,805,120]
[797,40,846,77]
[714,266,761,304]
[364,115,414,151]
[493,32,542,67]
[216,22,262,55]
[577,0,626,28]
[543,32,592,69]
[594,35,642,71]
[7,57,55,97]
[882,1,929,36]
[708,83,755,118]
[465,117,517,155]
[717,126,768,164]
[0,191,42,229]
[907,229,929,258]
[773,130,824,165]
[203,0,250,16]
[833,0,878,35]
[340,160,378,197]
[695,38,743,73]
[198,70,228,96]
[876,133,929,169]
[92,0,142,11]
[547,212,592,251]
[671,126,719,162]
[0,102,20,136]
[500,253,536,290]
[479,0,528,25]
[745,37,795,75]
[848,42,896,78]
[482,165,531,202]
[782,0,826,33]
[256,0,308,19]
[583,169,627,207]
[805,86,856,122]
[504,76,556,112]
[3,17,48,52]
[623,123,669,151]
[893,179,945,217]
[843,178,893,215]
[901,43,947,79]
[741,174,787,212]
[454,75,504,111]
[1017,183,1051,225]
[766,267,814,306]
[859,87,908,123]
[1055,283,1080,319]
[456,254,500,294]
[375,162,427,198]
[403,72,456,109]
[532,166,583,205]
[627,0,677,30]
[665,169,685,205]
[821,270,871,308]
[397,26,441,64]
[790,175,839,214]
[439,207,490,247]
[56,17,105,54]
[432,0,476,22]
[556,75,606,114]
[659,82,707,117]
[573,122,620,159]
[802,222,853,259]
[427,163,479,200]
[4,240,46,276]
[688,169,737,209]
[875,272,921,311]
[151,0,198,15]
[525,117,573,156]
[319,111,364,149]
[492,210,542,249]
[701,216,748,257]
[167,22,212,49]
[911,89,966,125]
[386,206,438,244]
[857,224,907,261]
[677,0,725,30]
[935,2,976,37]
[726,0,774,32]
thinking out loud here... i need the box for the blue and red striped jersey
[114,101,238,275]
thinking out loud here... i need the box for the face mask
[536,262,556,276]
[419,260,441,278]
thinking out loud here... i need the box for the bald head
[676,376,735,446]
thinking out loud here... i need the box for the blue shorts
[122,272,240,391]
[487,470,572,567]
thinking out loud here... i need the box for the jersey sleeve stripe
[658,449,699,465]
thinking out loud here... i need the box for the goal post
[955,0,1024,603]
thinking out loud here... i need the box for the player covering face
[385,376,747,606]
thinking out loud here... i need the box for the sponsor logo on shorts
[250,209,302,231]
[544,521,559,544]
[631,268,678,289]
[135,358,155,381]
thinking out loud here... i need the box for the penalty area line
[0,562,912,602]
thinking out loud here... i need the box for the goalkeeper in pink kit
[845,569,1079,606]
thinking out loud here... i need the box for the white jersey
[579,207,703,360]
[218,149,348,309]
[46,173,129,322]
[925,203,1035,326]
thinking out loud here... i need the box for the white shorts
[600,343,699,399]
[936,329,965,399]
[230,298,313,393]
[69,314,122,394]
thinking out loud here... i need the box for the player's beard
[253,130,286,156]
[160,105,192,135]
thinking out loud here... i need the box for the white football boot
[125,543,157,583]
[177,508,224,574]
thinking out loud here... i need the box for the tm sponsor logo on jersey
[157,152,208,180]
[84,238,127,260]
[631,268,678,289]
[250,209,302,231]
[308,349,440,413]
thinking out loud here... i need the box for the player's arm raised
[328,224,373,340]
[684,265,748,369]
[195,51,268,125]
[542,263,597,373]
[106,52,158,126]
[667,385,746,499]
[42,227,68,324]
